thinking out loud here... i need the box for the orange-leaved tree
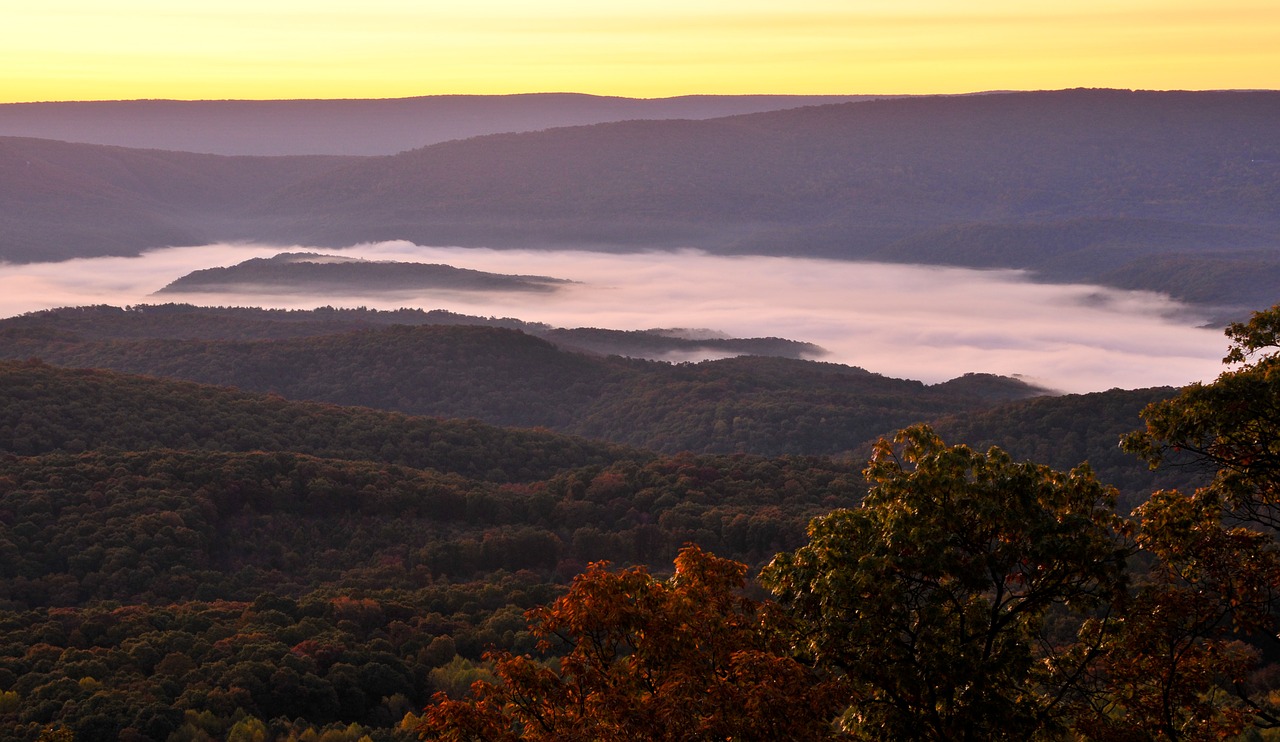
[418,545,846,741]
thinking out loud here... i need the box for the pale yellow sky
[2,0,1276,102]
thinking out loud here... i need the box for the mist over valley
[0,241,1226,393]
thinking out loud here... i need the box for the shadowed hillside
[0,306,1044,457]
[0,136,354,262]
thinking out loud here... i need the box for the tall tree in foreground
[762,425,1128,741]
[418,545,845,741]
[1102,304,1280,738]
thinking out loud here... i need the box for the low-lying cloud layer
[0,241,1230,394]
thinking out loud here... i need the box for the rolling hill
[0,304,1195,498]
[0,306,1044,456]
[0,309,1205,740]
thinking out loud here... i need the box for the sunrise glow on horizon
[2,0,1278,103]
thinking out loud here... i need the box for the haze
[0,242,1228,394]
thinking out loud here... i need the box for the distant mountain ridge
[0,93,880,156]
[3,89,1278,312]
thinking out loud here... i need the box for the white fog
[0,241,1230,394]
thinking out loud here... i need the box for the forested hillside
[0,306,1047,457]
[3,299,1267,739]
[0,359,633,482]
[0,360,860,741]
[930,386,1199,508]
[0,305,1186,495]
[0,136,354,262]
[0,304,822,360]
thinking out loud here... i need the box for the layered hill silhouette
[0,317,1185,496]
[3,89,1278,310]
[0,357,632,483]
[0,93,877,156]
[5,79,1266,738]
[0,303,824,362]
[0,305,1042,456]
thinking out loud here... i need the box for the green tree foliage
[419,546,845,741]
[762,425,1128,741]
[1125,304,1280,527]
[1095,304,1280,737]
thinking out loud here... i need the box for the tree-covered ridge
[0,359,634,483]
[0,357,862,740]
[0,305,550,342]
[0,304,825,362]
[0,309,1044,457]
[930,386,1191,508]
[0,447,856,610]
[0,308,1192,497]
[7,292,1278,740]
[0,438,855,740]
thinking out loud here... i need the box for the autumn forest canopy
[0,299,1274,740]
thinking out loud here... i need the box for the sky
[2,0,1278,102]
[0,242,1228,394]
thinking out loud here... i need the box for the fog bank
[0,241,1230,394]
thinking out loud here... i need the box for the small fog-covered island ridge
[154,252,576,294]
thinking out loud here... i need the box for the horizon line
[5,87,1279,106]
